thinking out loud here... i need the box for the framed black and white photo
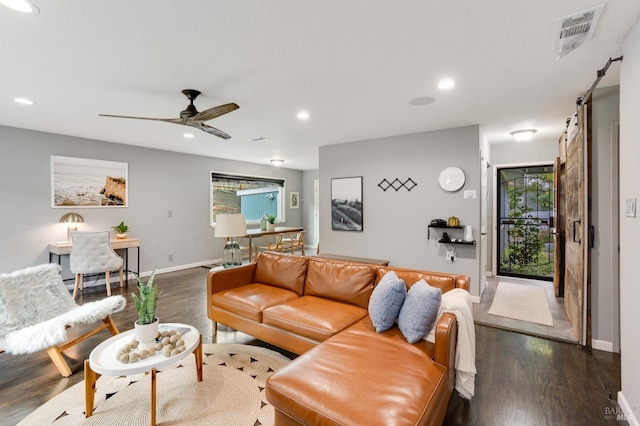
[290,191,300,209]
[331,176,363,231]
[51,156,128,208]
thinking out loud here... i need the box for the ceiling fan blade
[187,122,232,139]
[190,103,239,122]
[99,114,184,124]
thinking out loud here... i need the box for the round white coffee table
[84,323,203,426]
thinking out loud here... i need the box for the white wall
[302,170,319,247]
[319,125,482,296]
[618,19,640,425]
[590,86,620,353]
[0,125,303,278]
[490,138,559,165]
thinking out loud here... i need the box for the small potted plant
[132,268,160,347]
[267,215,276,231]
[113,221,129,239]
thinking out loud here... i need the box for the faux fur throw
[0,263,126,354]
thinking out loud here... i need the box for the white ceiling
[1,1,638,170]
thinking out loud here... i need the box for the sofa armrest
[207,263,257,319]
[433,313,457,370]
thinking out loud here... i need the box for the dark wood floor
[0,267,625,426]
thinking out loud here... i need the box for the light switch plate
[626,198,636,218]
[464,190,476,199]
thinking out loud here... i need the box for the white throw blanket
[425,288,476,399]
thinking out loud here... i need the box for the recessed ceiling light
[409,96,436,106]
[13,97,35,105]
[249,136,269,143]
[437,79,455,90]
[297,111,310,120]
[510,129,537,141]
[183,133,194,138]
[271,159,284,167]
[0,0,40,15]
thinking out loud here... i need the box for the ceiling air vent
[554,5,604,59]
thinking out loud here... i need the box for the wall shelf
[428,225,475,245]
[438,239,475,245]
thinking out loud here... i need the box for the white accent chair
[0,263,126,377]
[70,231,124,300]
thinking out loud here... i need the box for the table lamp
[215,214,247,268]
[59,212,84,241]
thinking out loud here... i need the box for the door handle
[573,220,581,244]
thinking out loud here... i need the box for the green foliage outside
[501,173,554,277]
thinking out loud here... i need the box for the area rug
[488,282,554,327]
[18,343,291,426]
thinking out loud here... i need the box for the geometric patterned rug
[18,343,291,426]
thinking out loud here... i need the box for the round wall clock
[438,167,465,192]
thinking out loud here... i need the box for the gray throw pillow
[397,279,442,343]
[368,271,407,332]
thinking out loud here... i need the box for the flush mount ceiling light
[437,79,455,90]
[510,129,537,141]
[297,111,310,120]
[183,133,194,138]
[0,0,40,14]
[409,96,436,106]
[271,159,284,167]
[13,97,35,105]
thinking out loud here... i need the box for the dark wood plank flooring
[0,267,624,426]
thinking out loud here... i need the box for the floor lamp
[215,214,247,268]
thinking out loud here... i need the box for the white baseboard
[591,339,614,353]
[64,260,220,290]
[617,391,639,425]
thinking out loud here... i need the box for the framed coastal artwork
[289,191,300,209]
[51,156,128,208]
[331,176,363,231]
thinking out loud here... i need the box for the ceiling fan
[99,89,239,139]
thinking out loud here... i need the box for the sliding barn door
[564,104,592,346]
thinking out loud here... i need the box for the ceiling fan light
[271,159,284,167]
[510,129,537,141]
[183,133,194,138]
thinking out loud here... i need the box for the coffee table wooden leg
[151,367,156,426]
[84,360,100,418]
[195,334,203,382]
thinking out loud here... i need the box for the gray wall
[0,125,303,278]
[591,86,620,351]
[619,20,640,422]
[319,125,482,296]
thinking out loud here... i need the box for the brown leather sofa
[207,251,470,426]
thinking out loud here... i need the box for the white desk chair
[70,231,124,300]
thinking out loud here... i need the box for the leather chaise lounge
[207,251,470,425]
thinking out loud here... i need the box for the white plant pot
[134,318,159,349]
[268,224,275,231]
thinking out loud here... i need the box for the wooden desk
[242,227,303,260]
[313,253,390,266]
[49,238,140,277]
